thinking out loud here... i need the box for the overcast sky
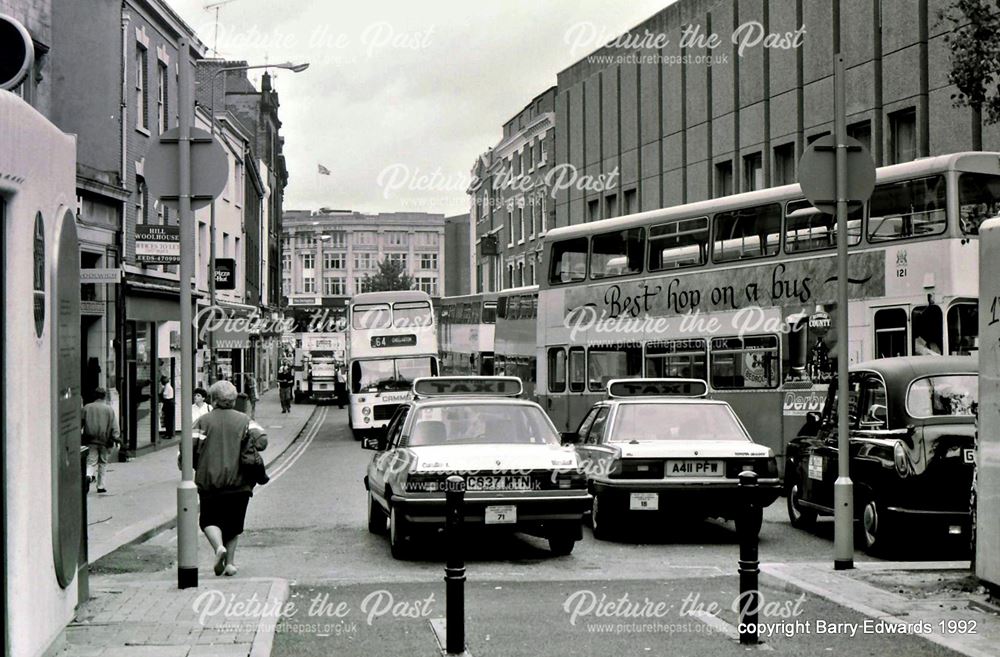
[169,0,670,216]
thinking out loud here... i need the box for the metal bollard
[737,470,763,645]
[444,475,466,654]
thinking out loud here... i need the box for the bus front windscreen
[351,357,437,393]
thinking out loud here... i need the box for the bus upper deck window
[648,216,708,271]
[958,172,1000,236]
[590,227,645,279]
[947,303,978,355]
[713,203,781,262]
[784,199,862,253]
[868,175,946,241]
[549,237,588,284]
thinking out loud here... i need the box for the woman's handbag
[239,421,270,486]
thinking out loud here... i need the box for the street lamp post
[206,60,308,384]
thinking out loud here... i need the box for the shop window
[873,307,908,358]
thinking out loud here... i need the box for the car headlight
[893,441,910,477]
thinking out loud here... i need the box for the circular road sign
[798,135,876,215]
[144,126,229,211]
[0,14,35,91]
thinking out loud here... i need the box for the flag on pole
[317,164,331,176]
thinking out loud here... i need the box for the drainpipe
[119,8,132,456]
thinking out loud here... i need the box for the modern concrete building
[551,0,1000,230]
[444,213,473,296]
[281,210,446,317]
[469,87,556,292]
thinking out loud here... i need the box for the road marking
[268,406,327,482]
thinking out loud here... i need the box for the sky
[168,0,671,217]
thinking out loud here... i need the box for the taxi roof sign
[607,378,708,399]
[413,376,523,398]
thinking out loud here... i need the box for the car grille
[373,404,401,421]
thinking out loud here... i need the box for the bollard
[444,475,466,655]
[737,470,763,645]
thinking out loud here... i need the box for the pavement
[61,389,318,657]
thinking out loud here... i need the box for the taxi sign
[413,376,523,398]
[607,378,708,399]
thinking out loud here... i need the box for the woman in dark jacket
[193,380,268,576]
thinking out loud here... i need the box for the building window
[527,143,534,170]
[773,143,796,186]
[529,261,536,285]
[715,161,733,197]
[353,231,377,246]
[587,199,600,222]
[323,276,345,296]
[415,231,439,247]
[847,120,872,154]
[889,108,917,164]
[282,280,290,296]
[623,189,637,215]
[518,206,525,243]
[282,252,291,272]
[354,252,374,270]
[156,63,168,133]
[323,252,345,270]
[303,276,315,293]
[386,252,408,269]
[507,209,514,247]
[385,231,407,247]
[135,45,148,130]
[301,252,315,270]
[136,177,148,225]
[323,231,347,248]
[743,152,763,192]
[417,276,438,295]
[605,193,618,219]
[299,233,316,247]
[540,196,547,233]
[420,252,438,270]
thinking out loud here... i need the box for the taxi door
[806,375,863,510]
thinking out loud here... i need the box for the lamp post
[206,60,308,384]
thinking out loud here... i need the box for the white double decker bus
[347,290,439,439]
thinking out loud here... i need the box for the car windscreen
[408,404,559,446]
[609,403,749,442]
[906,375,978,418]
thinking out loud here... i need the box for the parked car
[562,379,781,540]
[785,356,977,555]
[363,376,590,559]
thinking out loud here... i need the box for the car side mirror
[806,411,822,426]
[561,431,579,445]
[362,437,383,451]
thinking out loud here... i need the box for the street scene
[3,0,1000,656]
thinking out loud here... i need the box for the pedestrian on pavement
[82,386,121,494]
[277,362,294,413]
[160,375,175,439]
[334,366,347,409]
[192,380,268,576]
[192,387,213,424]
[243,373,259,419]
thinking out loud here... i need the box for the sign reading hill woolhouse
[135,225,180,264]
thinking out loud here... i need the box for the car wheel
[858,494,893,556]
[367,492,386,535]
[786,480,817,530]
[591,493,615,541]
[389,505,410,559]
[548,535,576,556]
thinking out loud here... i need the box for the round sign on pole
[0,14,35,91]
[144,127,229,211]
[798,135,876,214]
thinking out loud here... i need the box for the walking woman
[192,380,268,576]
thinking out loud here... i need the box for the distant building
[469,87,556,292]
[444,213,473,296]
[281,210,446,321]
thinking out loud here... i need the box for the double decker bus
[438,292,497,375]
[346,290,438,438]
[494,285,539,399]
[537,152,1000,474]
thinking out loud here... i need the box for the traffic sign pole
[177,37,199,589]
[833,53,855,570]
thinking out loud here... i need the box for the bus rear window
[648,216,708,271]
[590,228,644,279]
[549,237,588,284]
[958,172,1000,235]
[784,199,861,253]
[713,203,781,262]
[353,303,391,330]
[868,175,946,241]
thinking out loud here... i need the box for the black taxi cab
[362,377,591,559]
[785,356,977,555]
[562,379,781,539]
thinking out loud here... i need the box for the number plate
[485,505,516,524]
[630,492,659,510]
[964,448,976,464]
[466,476,535,491]
[665,460,724,476]
[808,454,824,480]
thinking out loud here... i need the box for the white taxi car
[564,379,781,539]
[362,377,591,559]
